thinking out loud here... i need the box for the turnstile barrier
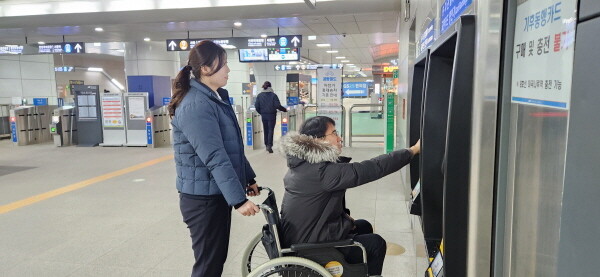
[10,105,56,146]
[49,107,77,147]
[245,111,263,150]
[146,106,171,148]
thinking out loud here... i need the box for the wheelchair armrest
[290,239,355,252]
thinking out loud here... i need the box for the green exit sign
[393,69,399,79]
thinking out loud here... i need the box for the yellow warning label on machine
[325,261,344,277]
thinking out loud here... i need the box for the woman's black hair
[299,116,335,138]
[262,81,272,90]
[168,40,227,117]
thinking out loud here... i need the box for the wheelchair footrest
[295,247,369,277]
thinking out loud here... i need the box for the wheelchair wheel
[241,231,271,276]
[247,256,333,277]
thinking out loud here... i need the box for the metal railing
[301,104,347,145]
[348,104,384,147]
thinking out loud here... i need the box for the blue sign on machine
[246,119,253,146]
[281,122,288,136]
[10,122,17,142]
[57,98,64,107]
[33,98,48,106]
[419,20,436,54]
[146,122,153,145]
[162,97,171,106]
[441,0,473,33]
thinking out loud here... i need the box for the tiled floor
[0,139,428,276]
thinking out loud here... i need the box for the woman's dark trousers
[180,193,232,277]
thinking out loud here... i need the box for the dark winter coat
[255,87,287,120]
[172,79,256,207]
[279,133,413,247]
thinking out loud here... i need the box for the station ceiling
[0,0,402,71]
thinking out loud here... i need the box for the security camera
[342,33,347,38]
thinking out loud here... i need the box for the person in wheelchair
[278,116,420,276]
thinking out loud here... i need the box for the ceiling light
[316,43,330,47]
[111,78,125,91]
[335,56,346,59]
[341,60,350,63]
[397,40,400,42]
[260,34,268,38]
[95,27,104,32]
[38,41,45,45]
[308,35,317,40]
[144,37,151,41]
[88,67,103,72]
[346,64,355,66]
[93,42,101,46]
[234,21,242,27]
[326,50,338,53]
[222,45,237,49]
[116,49,125,53]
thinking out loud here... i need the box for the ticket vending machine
[415,15,475,277]
[73,85,102,147]
[124,92,150,146]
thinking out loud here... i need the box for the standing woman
[255,81,287,153]
[168,40,261,277]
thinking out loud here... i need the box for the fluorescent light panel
[316,43,330,47]
[326,50,338,53]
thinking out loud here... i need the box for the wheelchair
[241,187,371,277]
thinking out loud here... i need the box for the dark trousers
[180,193,232,277]
[261,118,276,147]
[343,219,386,275]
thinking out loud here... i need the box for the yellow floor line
[0,154,174,215]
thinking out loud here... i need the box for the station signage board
[0,45,24,55]
[54,66,74,72]
[274,64,343,71]
[166,35,303,51]
[38,42,85,54]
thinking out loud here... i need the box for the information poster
[102,93,125,128]
[316,68,343,128]
[511,0,576,109]
[128,97,146,120]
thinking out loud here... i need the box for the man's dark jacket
[255,87,287,120]
[278,132,413,247]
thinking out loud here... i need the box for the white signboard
[128,96,146,120]
[511,0,577,109]
[316,68,343,127]
[101,93,125,128]
[316,68,342,108]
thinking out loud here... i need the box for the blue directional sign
[39,42,85,54]
[33,98,48,106]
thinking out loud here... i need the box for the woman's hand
[247,184,260,197]
[236,201,260,216]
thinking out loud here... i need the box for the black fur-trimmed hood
[278,132,340,166]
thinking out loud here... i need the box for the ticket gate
[232,105,245,140]
[9,105,56,146]
[0,105,10,139]
[245,111,263,150]
[145,106,171,148]
[49,107,77,147]
[280,105,302,136]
